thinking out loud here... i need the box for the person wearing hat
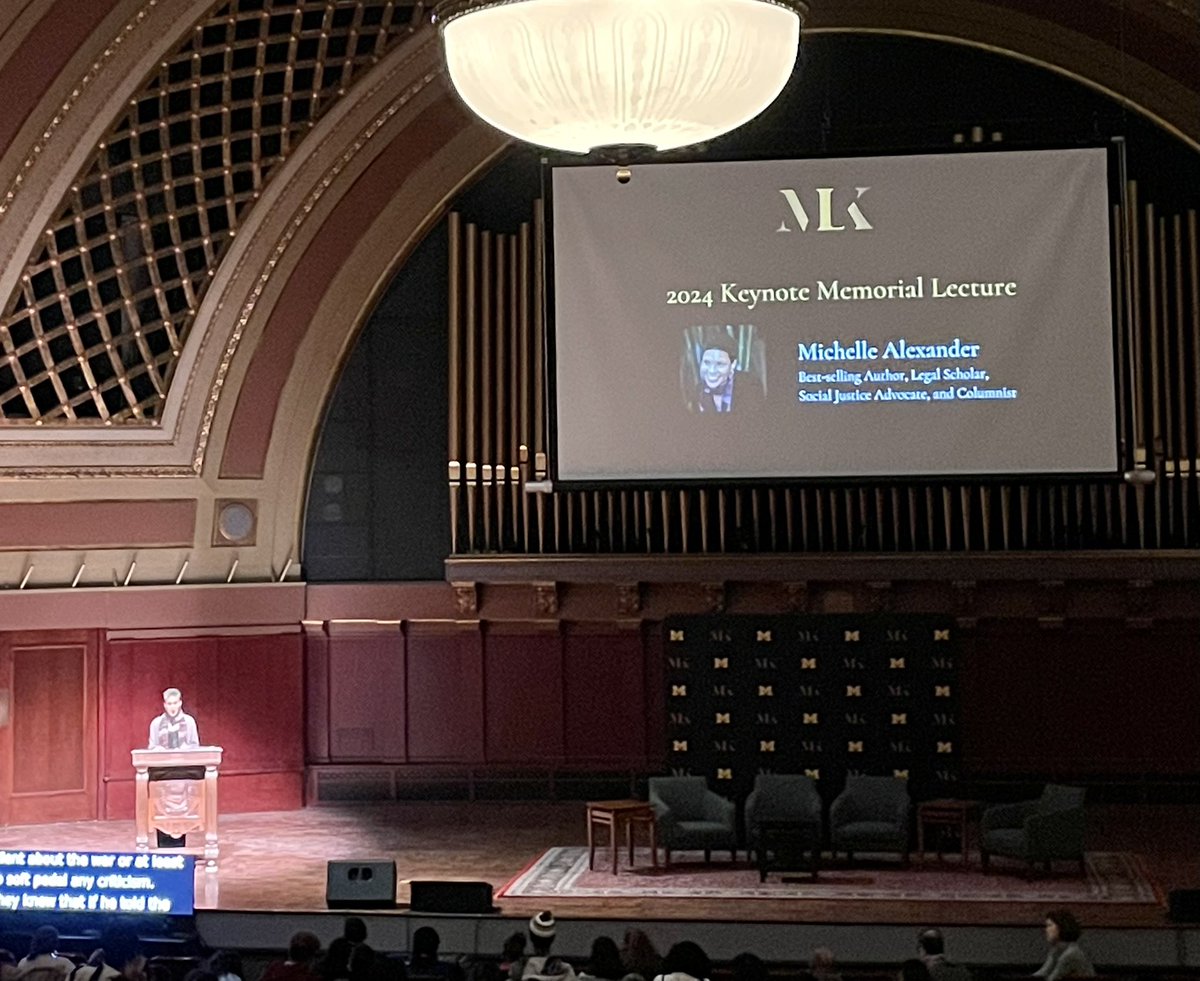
[511,913,575,981]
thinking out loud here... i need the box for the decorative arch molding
[0,28,504,588]
[199,30,505,569]
[0,1,1196,587]
[227,108,506,571]
[0,23,458,475]
[0,0,214,314]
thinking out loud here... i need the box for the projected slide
[550,147,1118,481]
[0,850,193,914]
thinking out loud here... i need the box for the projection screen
[549,147,1119,483]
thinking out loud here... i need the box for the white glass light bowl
[436,0,807,153]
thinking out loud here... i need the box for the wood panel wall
[0,630,98,825]
[302,606,1200,781]
[959,618,1200,776]
[4,583,1197,829]
[306,619,655,768]
[101,632,304,818]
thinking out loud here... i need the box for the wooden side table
[917,798,981,864]
[586,800,658,874]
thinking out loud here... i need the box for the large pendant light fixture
[434,0,808,154]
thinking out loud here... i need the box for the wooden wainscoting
[0,630,98,825]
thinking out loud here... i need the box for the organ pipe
[447,185,1200,555]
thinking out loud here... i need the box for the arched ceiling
[0,0,1194,587]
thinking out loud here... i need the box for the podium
[131,746,223,868]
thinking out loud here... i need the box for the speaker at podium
[326,859,397,909]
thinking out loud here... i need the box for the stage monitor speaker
[326,860,397,909]
[1168,889,1200,922]
[409,879,494,914]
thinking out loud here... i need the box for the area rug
[498,848,1159,904]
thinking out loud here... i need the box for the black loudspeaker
[409,879,494,914]
[1168,889,1200,922]
[326,860,397,909]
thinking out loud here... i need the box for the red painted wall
[102,633,304,818]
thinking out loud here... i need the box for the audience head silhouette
[620,929,662,981]
[809,947,838,978]
[730,953,768,981]
[412,928,440,965]
[29,928,59,958]
[583,937,623,981]
[502,934,526,963]
[343,919,368,944]
[1045,909,1083,943]
[287,932,320,964]
[662,942,710,981]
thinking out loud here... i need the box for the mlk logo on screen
[777,187,873,232]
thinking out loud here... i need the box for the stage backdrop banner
[663,615,959,802]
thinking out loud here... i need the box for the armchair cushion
[702,792,737,824]
[980,799,1038,832]
[829,776,911,859]
[648,776,738,855]
[650,776,709,818]
[1039,784,1086,814]
[981,784,1085,864]
[981,827,1028,857]
[745,774,822,847]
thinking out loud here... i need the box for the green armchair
[745,773,824,879]
[980,784,1086,873]
[829,775,911,864]
[648,775,738,864]
[745,774,823,851]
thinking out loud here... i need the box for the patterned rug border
[497,847,1161,905]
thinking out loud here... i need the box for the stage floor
[0,801,1197,929]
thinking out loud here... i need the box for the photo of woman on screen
[681,325,766,414]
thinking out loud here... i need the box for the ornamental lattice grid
[0,0,422,424]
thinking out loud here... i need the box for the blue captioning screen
[0,849,194,915]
